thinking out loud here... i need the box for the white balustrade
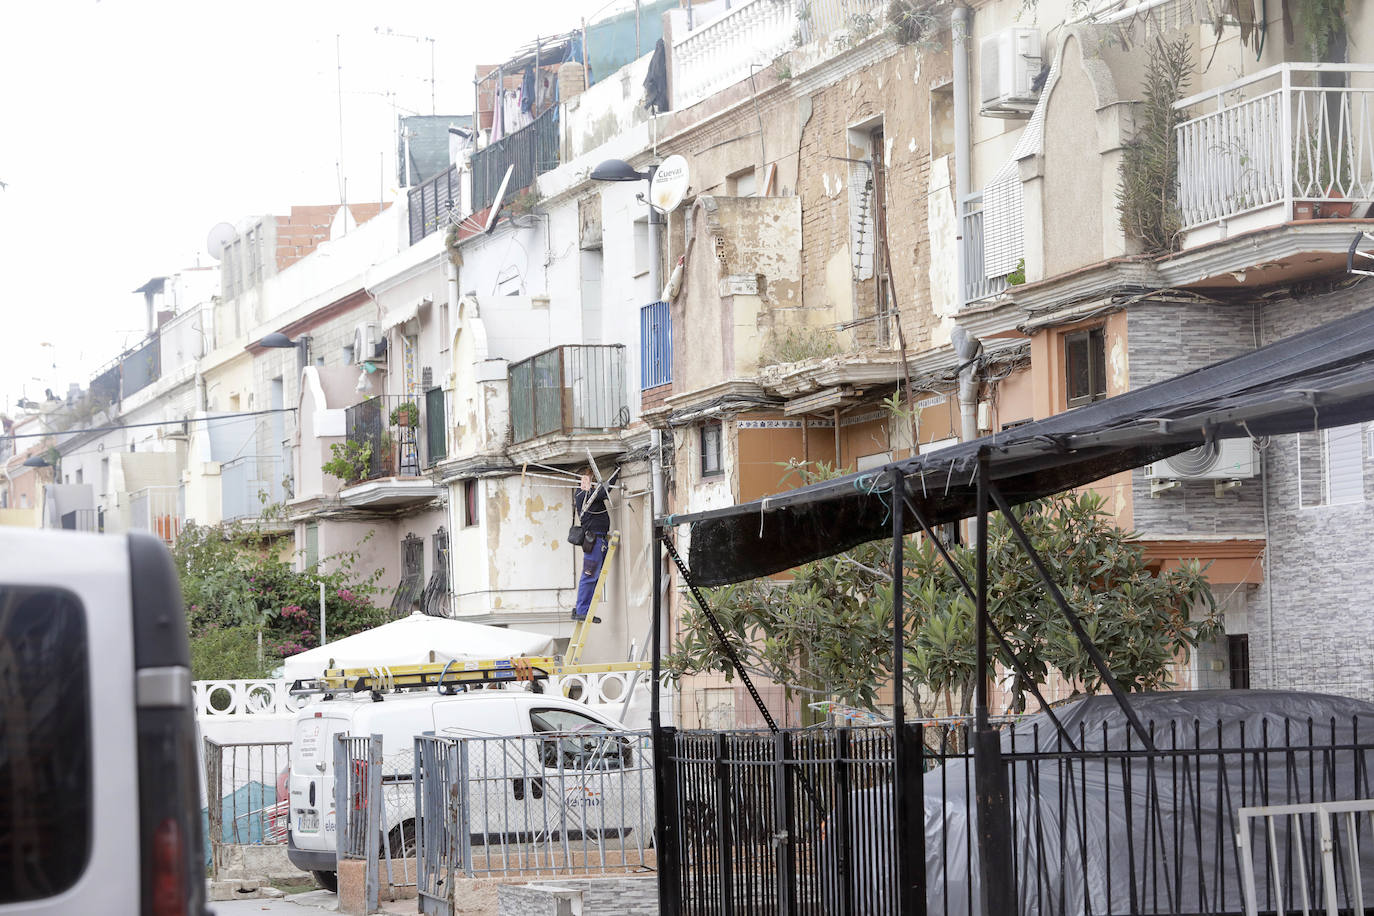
[673,0,799,110]
[1176,64,1374,232]
[194,679,307,717]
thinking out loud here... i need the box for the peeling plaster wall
[563,53,653,162]
[672,196,802,395]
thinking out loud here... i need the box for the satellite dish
[206,222,236,261]
[650,155,690,213]
[483,165,515,235]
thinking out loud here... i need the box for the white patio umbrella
[282,612,555,681]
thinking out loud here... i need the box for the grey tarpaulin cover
[675,304,1374,586]
[924,691,1374,915]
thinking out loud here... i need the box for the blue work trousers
[573,534,609,620]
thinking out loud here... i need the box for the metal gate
[335,734,381,915]
[1237,798,1374,915]
[415,736,463,916]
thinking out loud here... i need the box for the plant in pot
[389,401,420,428]
[322,440,372,483]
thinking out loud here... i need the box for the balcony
[508,345,627,464]
[1175,64,1374,247]
[471,105,558,215]
[961,192,1011,305]
[129,485,184,545]
[337,392,445,510]
[672,0,885,110]
[221,455,285,523]
[407,164,464,246]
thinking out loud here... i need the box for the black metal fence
[659,711,1374,916]
[408,164,462,246]
[470,105,559,215]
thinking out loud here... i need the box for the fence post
[458,738,475,878]
[714,732,735,916]
[772,730,796,916]
[205,738,223,877]
[834,728,854,916]
[334,735,348,871]
[899,724,927,916]
[413,737,426,908]
[656,726,681,916]
[447,741,464,902]
[366,734,382,915]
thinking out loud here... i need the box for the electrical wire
[3,407,296,441]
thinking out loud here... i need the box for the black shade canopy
[676,304,1374,586]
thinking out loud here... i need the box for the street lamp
[259,332,313,372]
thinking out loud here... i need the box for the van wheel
[385,819,418,858]
[311,870,338,893]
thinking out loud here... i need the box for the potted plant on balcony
[389,401,420,428]
[322,440,372,484]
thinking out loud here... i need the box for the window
[701,421,723,477]
[463,479,479,527]
[304,523,319,568]
[1298,423,1366,508]
[727,168,756,197]
[640,301,672,389]
[75,468,82,485]
[530,707,631,771]
[1064,326,1107,408]
[0,586,91,903]
[343,344,355,365]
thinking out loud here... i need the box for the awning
[379,297,428,333]
[676,304,1374,585]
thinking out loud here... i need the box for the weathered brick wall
[274,202,390,271]
[795,45,948,355]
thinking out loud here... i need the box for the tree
[173,522,389,679]
[666,480,1219,719]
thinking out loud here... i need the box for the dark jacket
[574,486,610,536]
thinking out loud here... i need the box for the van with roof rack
[0,529,206,916]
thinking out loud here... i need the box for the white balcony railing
[672,0,885,110]
[1175,64,1374,232]
[961,193,1010,305]
[129,484,184,545]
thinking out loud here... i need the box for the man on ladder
[572,464,619,622]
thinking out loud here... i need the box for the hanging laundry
[489,81,505,143]
[520,66,535,114]
[642,38,669,113]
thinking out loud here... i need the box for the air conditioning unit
[979,28,1042,118]
[352,322,383,364]
[1145,440,1258,481]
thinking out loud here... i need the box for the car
[0,528,206,916]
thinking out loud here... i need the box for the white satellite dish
[650,155,690,213]
[206,222,236,261]
[483,165,515,235]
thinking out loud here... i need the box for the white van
[0,529,205,916]
[286,689,650,890]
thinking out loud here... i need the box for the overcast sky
[0,0,627,413]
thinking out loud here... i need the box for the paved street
[209,890,337,914]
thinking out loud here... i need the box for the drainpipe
[953,4,972,313]
[952,325,982,443]
[446,259,460,346]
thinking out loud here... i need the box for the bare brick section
[274,202,390,272]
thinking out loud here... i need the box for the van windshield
[0,587,91,903]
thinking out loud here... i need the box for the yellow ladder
[567,530,619,666]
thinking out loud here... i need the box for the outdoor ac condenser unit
[352,322,379,364]
[1145,439,1258,480]
[979,28,1042,118]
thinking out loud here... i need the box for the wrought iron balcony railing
[344,394,444,483]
